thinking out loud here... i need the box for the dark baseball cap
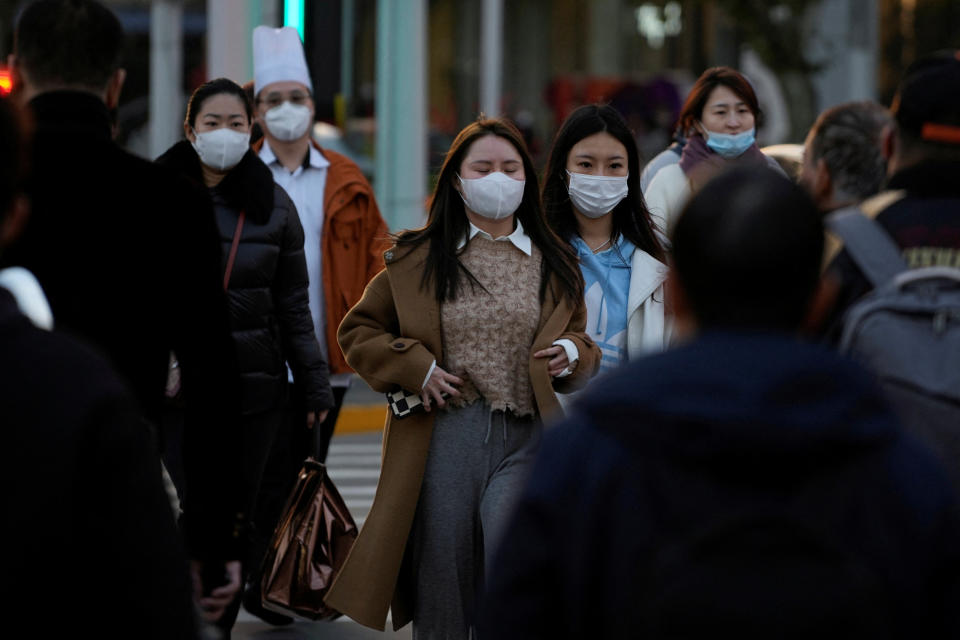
[891,50,960,145]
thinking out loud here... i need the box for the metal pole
[341,0,355,107]
[479,0,503,118]
[207,0,252,83]
[149,0,182,159]
[375,0,427,231]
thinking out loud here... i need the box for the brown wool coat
[323,241,600,630]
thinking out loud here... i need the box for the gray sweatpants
[410,400,541,640]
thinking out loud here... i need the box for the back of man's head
[13,0,123,94]
[671,167,823,331]
[890,50,960,165]
[806,101,891,206]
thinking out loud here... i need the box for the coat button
[393,341,405,348]
[384,250,394,262]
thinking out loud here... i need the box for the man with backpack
[821,51,960,493]
[479,168,960,639]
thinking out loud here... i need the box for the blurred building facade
[0,0,957,229]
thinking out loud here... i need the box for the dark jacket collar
[156,140,275,225]
[27,90,113,142]
[887,159,960,198]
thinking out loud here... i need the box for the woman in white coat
[643,67,783,243]
[542,104,669,380]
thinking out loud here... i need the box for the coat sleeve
[337,270,436,394]
[552,293,601,395]
[273,188,334,412]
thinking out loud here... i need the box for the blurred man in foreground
[3,0,244,620]
[481,167,960,639]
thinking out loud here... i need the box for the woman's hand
[421,366,462,412]
[534,345,572,378]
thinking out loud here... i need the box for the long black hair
[396,117,583,305]
[542,104,664,262]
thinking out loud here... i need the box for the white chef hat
[252,25,313,97]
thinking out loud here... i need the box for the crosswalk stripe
[325,454,383,466]
[327,443,383,454]
[328,468,382,480]
[346,498,375,510]
[338,485,377,497]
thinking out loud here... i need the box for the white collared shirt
[458,219,533,256]
[259,141,352,386]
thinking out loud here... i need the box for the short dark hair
[0,98,28,219]
[677,67,762,135]
[542,104,664,263]
[808,101,891,201]
[671,167,823,330]
[14,0,123,91]
[184,78,253,130]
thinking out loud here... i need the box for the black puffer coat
[158,141,333,415]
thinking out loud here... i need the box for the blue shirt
[572,236,635,375]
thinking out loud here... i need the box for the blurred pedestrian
[324,117,600,637]
[541,104,669,382]
[643,67,785,242]
[156,77,335,637]
[0,96,200,639]
[800,100,892,215]
[818,51,960,496]
[1,0,244,620]
[480,166,960,639]
[822,51,960,310]
[251,26,389,462]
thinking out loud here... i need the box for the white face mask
[264,102,313,141]
[191,128,250,171]
[566,171,629,218]
[457,172,525,220]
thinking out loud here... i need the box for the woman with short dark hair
[644,66,782,240]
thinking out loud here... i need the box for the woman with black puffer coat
[157,77,334,638]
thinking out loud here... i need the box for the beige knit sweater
[441,236,543,416]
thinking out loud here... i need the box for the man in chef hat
[246,24,389,624]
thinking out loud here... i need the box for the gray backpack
[827,208,960,490]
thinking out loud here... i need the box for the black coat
[157,140,333,415]
[0,91,243,562]
[0,288,199,639]
[481,332,960,638]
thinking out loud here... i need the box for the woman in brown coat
[324,118,600,637]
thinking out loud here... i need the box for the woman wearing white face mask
[326,118,599,637]
[644,67,784,243]
[156,77,334,637]
[543,105,670,381]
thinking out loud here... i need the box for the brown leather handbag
[260,457,358,620]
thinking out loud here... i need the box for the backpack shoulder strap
[825,206,909,287]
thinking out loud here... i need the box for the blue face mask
[703,127,756,158]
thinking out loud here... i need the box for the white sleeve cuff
[552,339,579,378]
[421,360,437,389]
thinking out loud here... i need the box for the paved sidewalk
[335,375,387,435]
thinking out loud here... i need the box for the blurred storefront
[0,0,957,227]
